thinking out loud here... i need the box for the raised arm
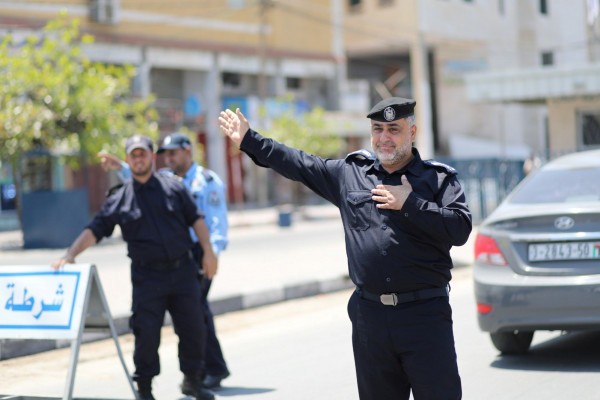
[98,152,131,181]
[219,108,250,147]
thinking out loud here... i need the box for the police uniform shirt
[240,129,472,294]
[182,162,229,255]
[87,173,202,264]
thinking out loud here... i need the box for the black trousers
[130,256,206,380]
[193,243,229,376]
[347,290,461,400]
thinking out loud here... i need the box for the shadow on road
[491,330,600,372]
[207,386,275,397]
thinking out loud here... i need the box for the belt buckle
[380,293,398,306]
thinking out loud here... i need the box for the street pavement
[0,203,476,398]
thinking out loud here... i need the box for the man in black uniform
[52,135,217,400]
[218,98,472,400]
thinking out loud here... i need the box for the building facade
[343,0,598,159]
[2,0,597,222]
[0,0,347,208]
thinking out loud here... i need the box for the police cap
[157,133,192,154]
[125,135,154,154]
[366,97,416,122]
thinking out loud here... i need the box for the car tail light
[474,233,508,266]
[477,303,493,314]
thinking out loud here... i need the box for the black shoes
[203,371,231,389]
[180,374,215,400]
[136,379,156,400]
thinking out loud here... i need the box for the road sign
[0,264,136,400]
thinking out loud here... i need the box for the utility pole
[258,0,273,103]
[411,1,434,159]
[255,0,273,206]
[331,0,346,110]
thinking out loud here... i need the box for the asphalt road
[3,266,600,399]
[3,218,599,399]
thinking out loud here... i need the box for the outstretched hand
[218,108,250,146]
[371,175,413,210]
[98,152,123,172]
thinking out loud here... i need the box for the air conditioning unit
[89,0,120,25]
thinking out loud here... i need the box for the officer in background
[218,98,472,400]
[157,133,231,390]
[100,133,231,390]
[53,135,217,400]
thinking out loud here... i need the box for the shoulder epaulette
[106,183,124,197]
[158,168,182,182]
[157,167,172,176]
[345,149,375,161]
[201,168,214,182]
[423,159,457,174]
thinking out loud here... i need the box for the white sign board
[0,265,91,339]
[0,264,136,399]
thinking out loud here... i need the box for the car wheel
[490,331,534,355]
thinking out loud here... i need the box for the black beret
[366,97,416,122]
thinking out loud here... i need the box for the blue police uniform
[182,162,229,254]
[182,162,230,381]
[87,172,208,383]
[238,127,472,400]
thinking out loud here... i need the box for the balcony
[465,63,600,104]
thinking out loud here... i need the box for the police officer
[218,98,472,400]
[52,135,217,400]
[100,133,231,390]
[156,133,231,390]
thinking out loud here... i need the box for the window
[539,0,548,15]
[541,51,554,66]
[286,77,302,90]
[89,0,119,24]
[222,72,241,88]
[349,0,362,12]
[580,111,600,148]
[509,167,600,204]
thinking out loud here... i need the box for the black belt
[135,250,193,270]
[358,287,449,306]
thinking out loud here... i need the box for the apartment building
[343,0,598,159]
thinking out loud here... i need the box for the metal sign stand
[63,265,137,400]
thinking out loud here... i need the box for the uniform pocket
[119,208,142,241]
[346,190,372,230]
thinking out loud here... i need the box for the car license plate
[528,242,600,261]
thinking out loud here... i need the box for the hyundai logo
[554,216,575,230]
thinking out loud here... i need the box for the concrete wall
[547,96,600,155]
[0,0,335,56]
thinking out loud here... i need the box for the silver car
[473,149,600,354]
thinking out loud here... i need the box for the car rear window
[509,167,600,204]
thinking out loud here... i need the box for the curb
[0,275,354,360]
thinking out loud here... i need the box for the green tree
[266,105,341,159]
[263,101,343,207]
[0,15,158,197]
